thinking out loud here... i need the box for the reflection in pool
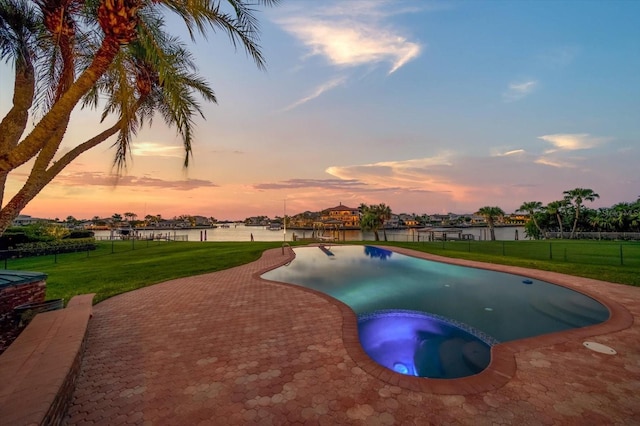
[262,245,609,378]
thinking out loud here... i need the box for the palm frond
[0,0,40,64]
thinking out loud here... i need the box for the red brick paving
[66,246,640,425]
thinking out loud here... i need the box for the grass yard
[4,241,287,304]
[3,239,639,306]
[376,240,640,287]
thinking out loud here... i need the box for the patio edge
[0,293,95,426]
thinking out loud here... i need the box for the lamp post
[283,199,287,243]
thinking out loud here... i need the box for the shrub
[13,238,97,257]
[65,230,95,239]
[0,231,30,250]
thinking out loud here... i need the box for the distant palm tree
[563,188,600,239]
[517,201,544,238]
[475,206,505,241]
[630,198,640,231]
[359,203,392,241]
[588,209,609,239]
[545,200,567,238]
[377,203,392,241]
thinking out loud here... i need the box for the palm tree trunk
[556,214,563,238]
[0,52,34,151]
[531,216,543,237]
[0,55,35,208]
[0,119,122,234]
[0,172,48,235]
[0,38,120,174]
[571,207,580,239]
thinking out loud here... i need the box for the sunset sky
[2,0,639,221]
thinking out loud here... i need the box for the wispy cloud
[253,178,366,191]
[503,80,538,102]
[325,153,458,194]
[534,157,577,168]
[131,142,184,158]
[275,1,422,109]
[55,172,218,190]
[282,76,347,111]
[538,133,611,151]
[278,3,421,74]
[493,149,526,157]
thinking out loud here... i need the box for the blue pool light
[393,362,410,375]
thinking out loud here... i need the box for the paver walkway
[66,247,640,425]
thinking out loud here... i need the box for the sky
[1,0,639,221]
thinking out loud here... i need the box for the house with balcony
[503,213,528,225]
[319,203,361,228]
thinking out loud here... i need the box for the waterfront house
[320,203,361,228]
[11,215,45,226]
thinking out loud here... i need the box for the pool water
[261,245,609,378]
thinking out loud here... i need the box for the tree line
[478,188,640,240]
[359,188,639,242]
[16,187,640,243]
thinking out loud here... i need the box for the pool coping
[257,244,634,395]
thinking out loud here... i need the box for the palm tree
[545,200,566,238]
[475,206,505,241]
[359,203,390,241]
[517,201,544,238]
[630,198,640,232]
[588,209,610,239]
[0,0,278,235]
[376,203,392,241]
[563,188,600,239]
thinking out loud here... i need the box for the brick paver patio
[66,246,640,425]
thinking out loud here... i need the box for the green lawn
[4,239,639,305]
[373,240,640,287]
[4,241,287,304]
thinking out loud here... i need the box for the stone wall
[0,279,46,325]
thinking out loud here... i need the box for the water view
[93,224,526,242]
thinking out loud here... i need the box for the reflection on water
[364,246,393,259]
[94,224,526,242]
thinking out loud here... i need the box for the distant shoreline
[87,223,525,232]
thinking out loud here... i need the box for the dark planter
[14,299,64,326]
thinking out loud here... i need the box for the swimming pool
[261,245,610,378]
